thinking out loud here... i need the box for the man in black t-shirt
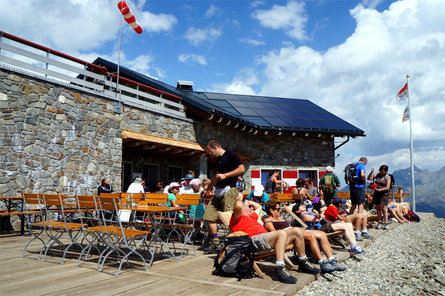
[203,140,245,252]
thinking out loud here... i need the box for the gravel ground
[298,214,445,296]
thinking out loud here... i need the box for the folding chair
[22,193,47,260]
[95,195,151,277]
[164,194,201,259]
[217,210,295,278]
[40,193,87,263]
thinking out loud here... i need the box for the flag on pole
[396,82,408,101]
[402,105,410,122]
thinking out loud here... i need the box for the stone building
[0,31,364,196]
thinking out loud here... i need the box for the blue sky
[1,0,445,175]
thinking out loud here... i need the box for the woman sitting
[293,202,366,255]
[263,200,346,272]
[291,178,311,200]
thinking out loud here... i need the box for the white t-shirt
[127,183,144,194]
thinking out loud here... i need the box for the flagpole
[116,1,123,111]
[406,74,416,211]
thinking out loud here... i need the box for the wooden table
[0,196,26,235]
[127,205,188,267]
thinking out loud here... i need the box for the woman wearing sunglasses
[263,200,346,272]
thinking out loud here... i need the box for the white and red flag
[118,1,143,34]
[402,105,410,122]
[396,82,408,101]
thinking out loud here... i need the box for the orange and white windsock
[117,1,143,34]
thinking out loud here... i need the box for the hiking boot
[275,265,297,284]
[361,232,374,239]
[375,223,382,229]
[320,260,336,273]
[382,223,389,230]
[350,245,366,255]
[329,258,347,271]
[355,233,364,241]
[298,258,321,274]
[204,238,221,254]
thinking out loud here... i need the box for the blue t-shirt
[246,190,270,210]
[353,162,366,188]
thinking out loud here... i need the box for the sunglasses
[272,207,280,211]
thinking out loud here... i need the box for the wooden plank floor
[0,223,395,296]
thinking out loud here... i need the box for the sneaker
[298,258,321,274]
[350,246,366,255]
[375,223,382,229]
[320,260,336,273]
[361,232,374,239]
[382,223,389,230]
[355,233,364,241]
[329,258,347,271]
[275,265,297,284]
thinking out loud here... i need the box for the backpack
[403,210,420,222]
[321,174,334,194]
[344,163,360,185]
[388,174,395,188]
[213,231,256,280]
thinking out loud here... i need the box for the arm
[263,218,277,232]
[301,212,322,223]
[378,175,391,192]
[208,164,246,192]
[367,168,375,181]
[272,176,288,185]
[232,193,244,219]
[361,169,366,185]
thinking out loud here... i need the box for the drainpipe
[334,135,350,150]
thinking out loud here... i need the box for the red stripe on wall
[283,171,298,178]
[251,170,260,179]
[319,172,327,178]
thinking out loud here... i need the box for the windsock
[117,1,143,34]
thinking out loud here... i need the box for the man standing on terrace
[349,157,368,214]
[203,140,245,252]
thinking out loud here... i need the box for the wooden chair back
[97,195,119,211]
[76,195,97,209]
[42,193,63,207]
[22,193,42,205]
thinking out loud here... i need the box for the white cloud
[184,27,222,46]
[239,38,265,46]
[251,1,308,40]
[0,0,176,53]
[205,5,223,18]
[224,0,445,171]
[209,69,258,95]
[178,54,208,66]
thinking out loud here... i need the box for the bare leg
[284,227,305,256]
[207,221,217,235]
[311,230,333,258]
[357,203,364,214]
[302,231,323,261]
[361,213,368,230]
[375,204,382,223]
[382,205,388,224]
[265,230,288,261]
[349,204,357,215]
[331,222,357,247]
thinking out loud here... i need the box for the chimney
[177,80,194,91]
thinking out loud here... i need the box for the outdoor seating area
[2,193,203,278]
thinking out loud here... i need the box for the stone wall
[0,67,336,196]
[0,69,122,196]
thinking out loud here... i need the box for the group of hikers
[99,140,411,284]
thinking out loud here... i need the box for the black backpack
[213,231,255,280]
[344,163,359,185]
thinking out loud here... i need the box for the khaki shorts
[251,233,272,252]
[203,187,238,222]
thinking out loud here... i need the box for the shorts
[320,221,335,233]
[350,186,365,205]
[372,191,389,206]
[251,233,272,252]
[203,187,238,222]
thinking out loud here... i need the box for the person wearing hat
[179,173,194,194]
[324,197,374,241]
[127,177,145,194]
[245,184,270,210]
[319,166,341,206]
